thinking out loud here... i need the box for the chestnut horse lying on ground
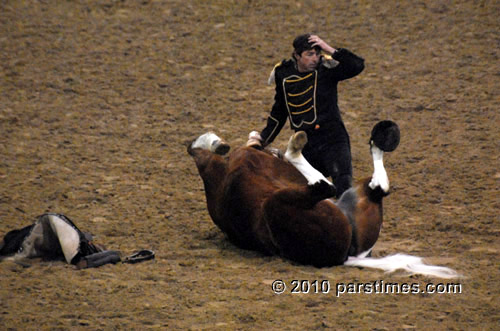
[188,122,458,278]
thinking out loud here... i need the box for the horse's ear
[370,120,400,152]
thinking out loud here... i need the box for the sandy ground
[0,0,498,329]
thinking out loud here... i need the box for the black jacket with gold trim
[260,48,364,146]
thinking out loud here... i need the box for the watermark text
[271,279,462,297]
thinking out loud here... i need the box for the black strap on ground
[122,249,155,264]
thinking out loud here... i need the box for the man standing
[248,34,364,197]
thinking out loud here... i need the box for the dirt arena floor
[1,0,498,329]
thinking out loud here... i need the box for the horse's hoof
[289,131,308,153]
[370,120,400,152]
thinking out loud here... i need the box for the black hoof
[370,120,400,152]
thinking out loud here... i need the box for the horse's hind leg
[368,143,389,193]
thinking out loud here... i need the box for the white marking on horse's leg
[284,132,332,185]
[369,144,389,192]
[191,132,229,155]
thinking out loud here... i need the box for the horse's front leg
[284,131,335,184]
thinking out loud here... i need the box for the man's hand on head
[308,35,336,55]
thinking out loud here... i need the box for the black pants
[301,124,353,198]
